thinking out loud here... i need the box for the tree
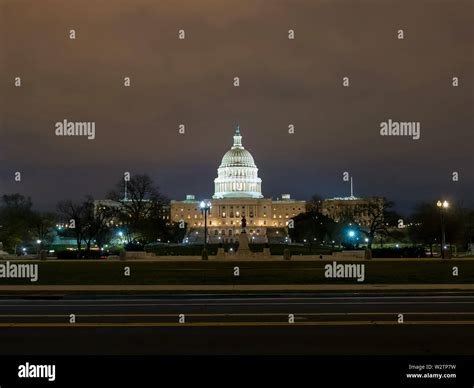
[31,211,57,250]
[107,174,169,242]
[306,194,323,213]
[84,202,115,252]
[57,198,90,255]
[349,198,398,250]
[289,210,337,245]
[408,201,473,255]
[408,202,440,257]
[458,208,474,250]
[0,194,36,253]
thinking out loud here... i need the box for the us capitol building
[170,126,306,244]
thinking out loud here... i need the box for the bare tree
[359,198,397,250]
[107,174,169,241]
[57,199,90,255]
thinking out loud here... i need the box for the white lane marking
[2,301,474,308]
[3,294,474,304]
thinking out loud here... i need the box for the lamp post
[436,200,449,259]
[200,200,212,252]
[36,239,42,259]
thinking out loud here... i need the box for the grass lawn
[0,260,472,285]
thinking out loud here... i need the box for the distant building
[93,199,170,226]
[322,195,384,227]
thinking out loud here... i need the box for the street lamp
[436,200,449,258]
[200,200,212,252]
[36,239,42,258]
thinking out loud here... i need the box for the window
[229,230,233,236]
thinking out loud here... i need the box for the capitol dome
[213,126,263,199]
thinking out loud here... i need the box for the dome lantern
[233,125,243,148]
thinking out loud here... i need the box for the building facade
[322,196,384,227]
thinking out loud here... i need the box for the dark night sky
[0,0,473,214]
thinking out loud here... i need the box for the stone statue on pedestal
[237,216,250,255]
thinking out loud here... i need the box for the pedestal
[237,232,251,258]
[216,247,225,260]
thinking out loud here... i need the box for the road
[1,292,474,355]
